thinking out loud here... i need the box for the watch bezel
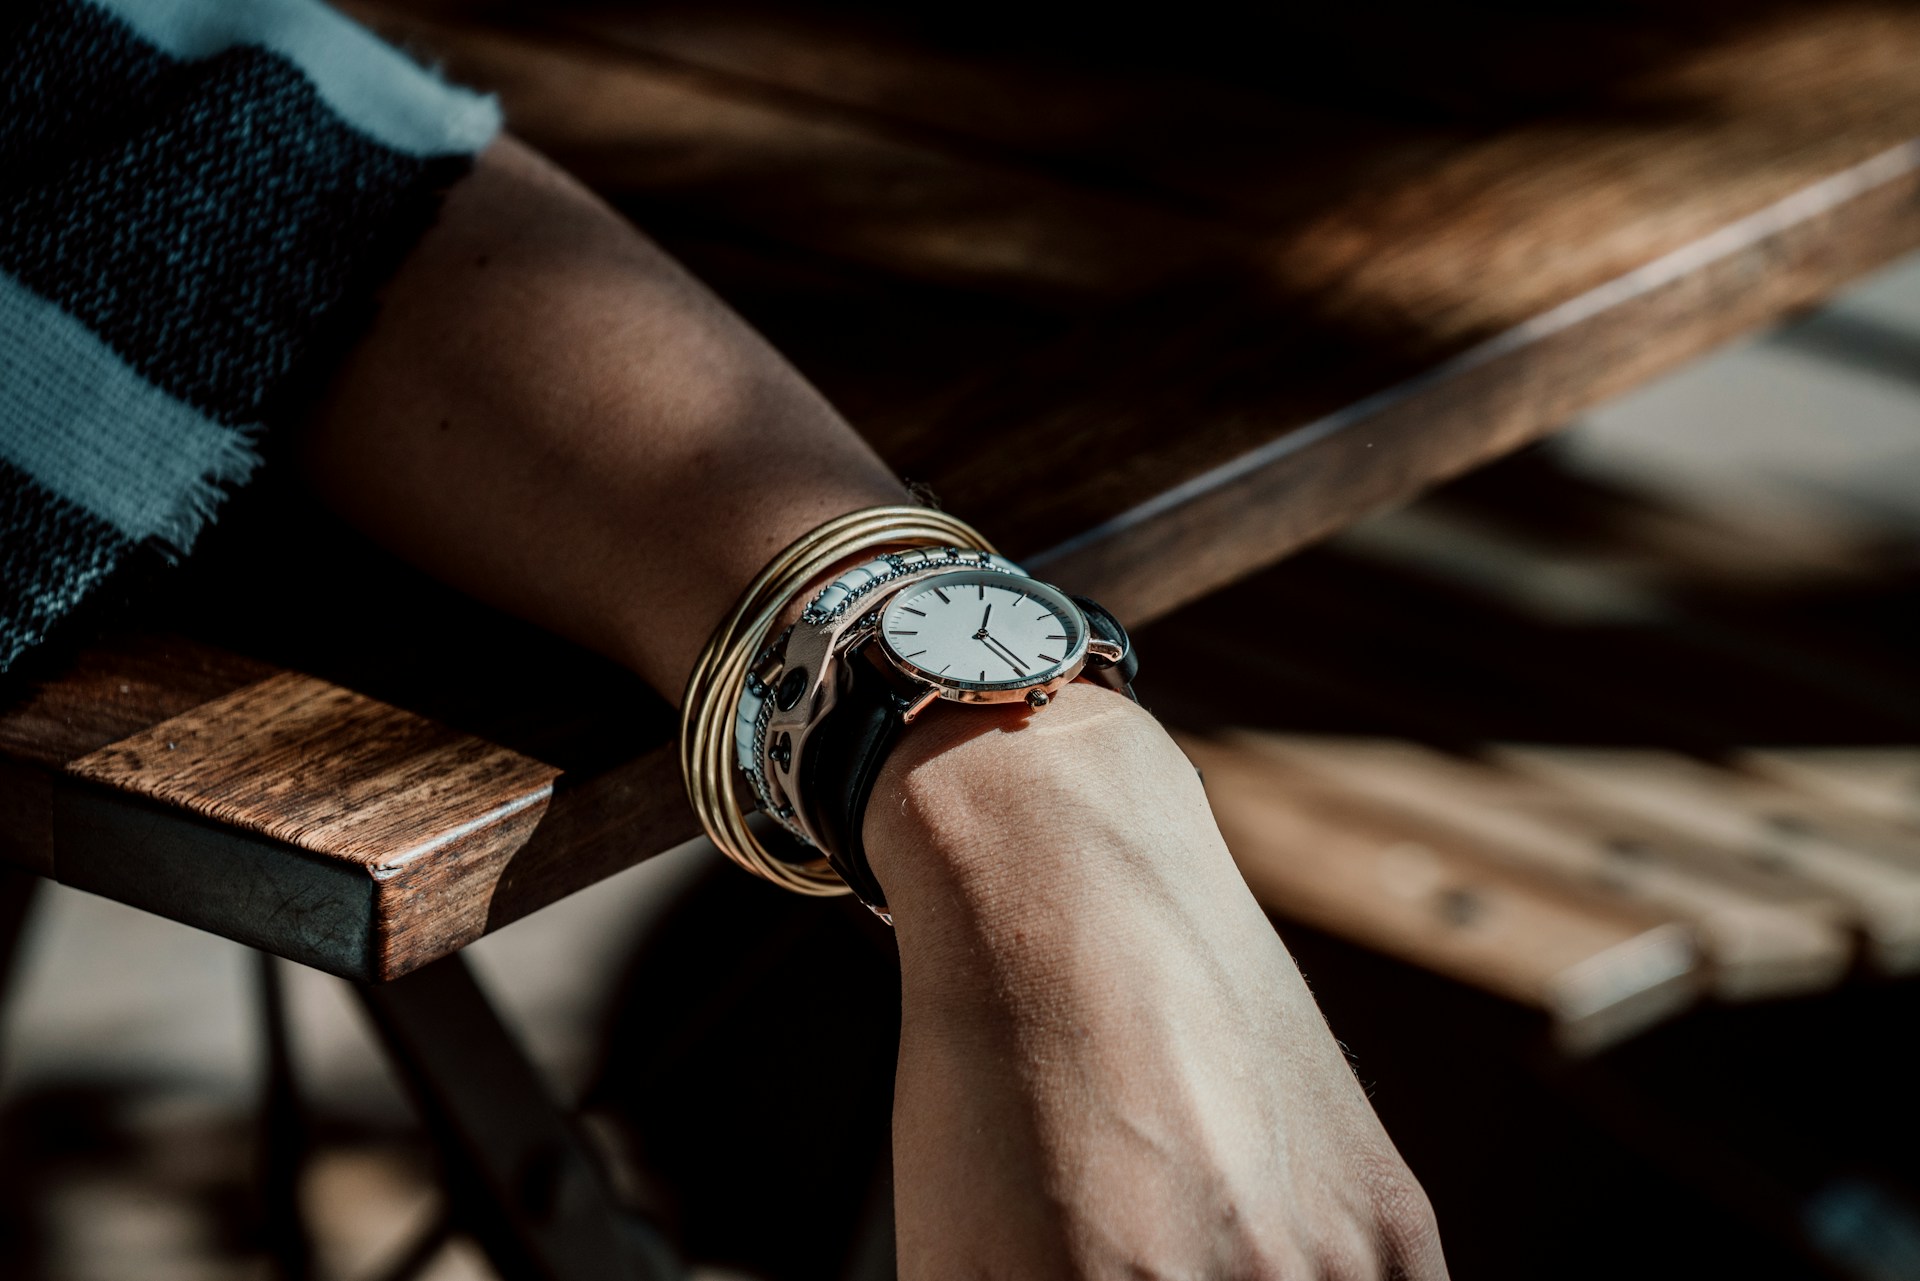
[873,569,1090,703]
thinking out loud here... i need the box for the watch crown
[1026,688,1051,708]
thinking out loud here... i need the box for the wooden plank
[1221,733,1853,1000]
[64,674,560,979]
[1742,749,1920,828]
[66,674,562,866]
[1023,155,1920,624]
[543,3,1920,244]
[353,5,1229,303]
[1179,732,1702,1053]
[31,662,703,979]
[0,632,274,771]
[1497,746,1920,973]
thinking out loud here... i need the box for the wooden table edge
[1033,139,1920,624]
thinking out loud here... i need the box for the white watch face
[877,570,1088,692]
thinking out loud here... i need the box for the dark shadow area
[0,1084,265,1280]
[1776,310,1920,395]
[1288,921,1920,1281]
[584,861,900,1279]
[1142,444,1920,753]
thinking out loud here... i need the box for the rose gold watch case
[871,569,1092,707]
[758,569,1095,844]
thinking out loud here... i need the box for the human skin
[302,136,1446,1279]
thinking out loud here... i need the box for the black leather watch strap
[796,650,908,910]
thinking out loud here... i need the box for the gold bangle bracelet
[679,505,995,894]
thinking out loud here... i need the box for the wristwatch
[736,548,1137,913]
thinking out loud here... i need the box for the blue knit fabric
[0,0,500,671]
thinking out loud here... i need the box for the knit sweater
[0,0,500,671]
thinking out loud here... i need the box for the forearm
[300,135,907,698]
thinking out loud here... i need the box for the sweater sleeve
[0,0,501,671]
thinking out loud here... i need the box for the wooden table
[2,3,1918,1272]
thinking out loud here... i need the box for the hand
[866,683,1447,1280]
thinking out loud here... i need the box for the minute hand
[978,633,1029,675]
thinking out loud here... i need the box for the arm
[300,137,905,695]
[305,136,1446,1280]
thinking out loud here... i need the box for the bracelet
[679,505,995,895]
[734,546,1031,845]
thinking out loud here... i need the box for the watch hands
[977,602,993,636]
[976,632,1029,674]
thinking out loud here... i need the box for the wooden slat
[1220,733,1853,1000]
[64,674,559,979]
[43,667,704,979]
[1497,746,1920,973]
[1179,732,1702,1053]
[1742,749,1920,828]
[67,674,562,866]
[0,633,274,772]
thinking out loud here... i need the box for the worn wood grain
[1179,731,1702,1053]
[1220,733,1854,1001]
[353,1,1920,620]
[0,633,274,771]
[68,674,560,866]
[2,1,1917,979]
[64,674,562,979]
[1498,746,1920,971]
[1743,749,1920,827]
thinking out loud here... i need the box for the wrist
[863,681,1223,931]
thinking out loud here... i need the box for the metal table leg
[354,953,680,1281]
[0,867,38,1081]
[256,953,315,1281]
